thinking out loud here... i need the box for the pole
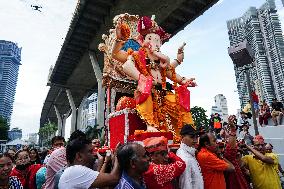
[245,69,259,135]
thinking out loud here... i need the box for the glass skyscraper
[227,0,284,107]
[0,40,21,122]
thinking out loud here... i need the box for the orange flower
[168,65,182,130]
[132,48,150,76]
[120,23,131,40]
[127,48,134,55]
[161,67,166,89]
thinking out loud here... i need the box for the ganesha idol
[104,14,196,142]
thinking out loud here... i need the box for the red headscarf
[143,136,168,153]
[253,135,265,144]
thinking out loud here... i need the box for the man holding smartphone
[242,135,281,189]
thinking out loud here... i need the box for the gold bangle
[174,59,182,65]
[115,38,124,42]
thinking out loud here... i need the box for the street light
[228,40,259,135]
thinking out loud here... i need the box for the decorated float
[98,13,197,149]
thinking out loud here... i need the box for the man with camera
[242,135,281,189]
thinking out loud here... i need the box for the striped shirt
[115,171,146,189]
[8,176,23,189]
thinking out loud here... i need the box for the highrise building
[211,94,229,122]
[28,133,38,144]
[77,92,98,130]
[87,93,97,126]
[227,0,284,107]
[0,40,21,122]
[8,127,22,141]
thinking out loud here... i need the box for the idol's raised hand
[176,42,186,64]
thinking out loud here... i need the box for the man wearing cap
[143,136,186,189]
[176,124,204,189]
[271,98,284,126]
[242,135,281,189]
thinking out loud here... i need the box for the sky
[0,0,284,138]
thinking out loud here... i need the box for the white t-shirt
[58,165,99,189]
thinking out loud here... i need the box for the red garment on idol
[10,164,42,189]
[143,152,186,189]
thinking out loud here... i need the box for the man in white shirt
[176,124,204,189]
[58,138,120,189]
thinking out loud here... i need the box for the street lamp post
[228,40,259,135]
[244,69,259,135]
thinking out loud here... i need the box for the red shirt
[143,152,186,189]
[251,92,259,103]
[197,148,228,189]
[10,164,42,189]
[224,145,250,189]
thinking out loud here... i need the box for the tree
[85,124,103,141]
[0,116,9,140]
[38,122,57,146]
[190,106,209,131]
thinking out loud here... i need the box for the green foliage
[85,124,104,143]
[0,116,9,140]
[190,106,209,130]
[38,122,58,146]
[38,122,58,138]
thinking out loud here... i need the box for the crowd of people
[0,115,284,189]
[240,97,284,127]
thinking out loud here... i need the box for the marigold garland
[161,67,167,90]
[131,48,150,77]
[120,23,131,40]
[127,48,134,55]
[152,90,160,129]
[129,47,184,137]
[168,65,183,130]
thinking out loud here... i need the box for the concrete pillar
[77,95,88,131]
[54,105,68,137]
[89,51,105,129]
[66,89,77,134]
[54,105,62,136]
